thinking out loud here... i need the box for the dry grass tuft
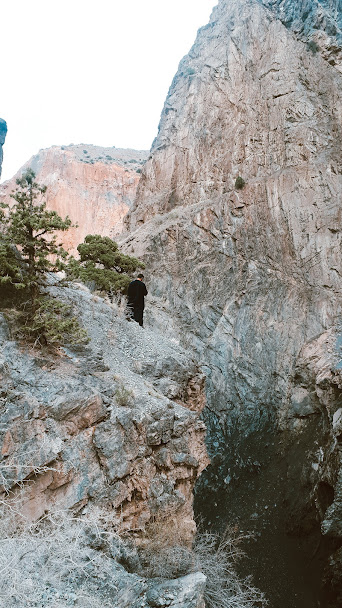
[138,513,267,608]
[193,527,267,608]
[0,506,121,607]
[138,513,193,578]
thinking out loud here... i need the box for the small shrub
[307,40,319,54]
[235,176,245,190]
[138,512,193,579]
[137,514,267,608]
[114,383,134,407]
[16,296,89,347]
[107,290,127,318]
[0,507,121,608]
[193,528,267,608]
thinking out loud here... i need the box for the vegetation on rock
[307,40,320,54]
[138,513,267,608]
[0,169,71,298]
[114,382,135,407]
[17,297,88,346]
[0,169,87,346]
[234,176,245,190]
[68,234,144,295]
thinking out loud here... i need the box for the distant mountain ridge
[0,144,148,255]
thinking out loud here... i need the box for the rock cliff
[0,283,208,607]
[0,144,148,255]
[0,284,208,528]
[122,0,342,605]
[2,0,342,604]
[0,118,7,179]
[126,0,342,430]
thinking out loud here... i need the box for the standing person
[126,273,148,327]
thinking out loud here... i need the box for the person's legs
[133,307,144,327]
[126,304,134,321]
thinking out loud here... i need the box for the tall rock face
[127,0,342,427]
[0,119,7,180]
[124,1,342,605]
[0,144,148,254]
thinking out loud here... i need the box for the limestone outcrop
[125,0,342,451]
[0,283,208,607]
[0,118,7,179]
[0,144,148,255]
[0,284,208,527]
[125,0,342,434]
[122,0,342,604]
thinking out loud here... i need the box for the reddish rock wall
[0,144,148,255]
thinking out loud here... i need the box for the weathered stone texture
[0,284,208,530]
[122,0,342,602]
[0,144,148,254]
[125,0,342,429]
[0,283,209,606]
[260,0,342,69]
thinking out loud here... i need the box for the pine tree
[0,168,72,307]
[68,234,144,295]
[0,169,88,346]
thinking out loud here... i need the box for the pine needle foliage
[0,169,88,347]
[68,234,144,295]
[0,168,71,303]
[17,296,89,347]
[0,240,25,291]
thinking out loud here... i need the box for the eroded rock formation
[0,285,208,528]
[0,144,148,255]
[0,283,208,607]
[122,0,342,605]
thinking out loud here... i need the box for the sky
[1,0,216,182]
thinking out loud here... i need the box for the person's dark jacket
[127,279,148,310]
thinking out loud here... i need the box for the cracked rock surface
[122,0,342,605]
[0,284,208,607]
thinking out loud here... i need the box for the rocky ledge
[0,282,208,607]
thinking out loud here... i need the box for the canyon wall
[0,144,148,255]
[0,119,7,179]
[126,0,342,429]
[122,0,342,605]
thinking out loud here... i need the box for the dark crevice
[194,415,339,608]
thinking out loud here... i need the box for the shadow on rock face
[195,418,342,608]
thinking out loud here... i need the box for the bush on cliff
[235,176,245,190]
[0,169,88,346]
[68,234,144,295]
[137,513,267,608]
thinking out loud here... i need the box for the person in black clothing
[126,273,148,327]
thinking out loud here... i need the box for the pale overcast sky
[1,0,216,182]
